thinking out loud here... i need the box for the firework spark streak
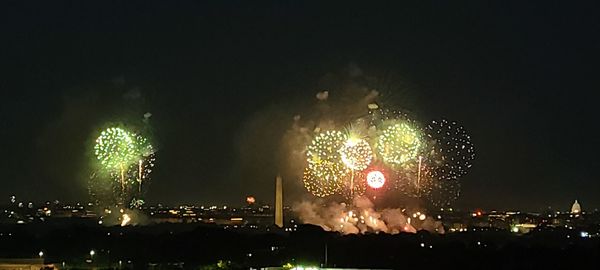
[130,134,155,197]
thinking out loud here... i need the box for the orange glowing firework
[367,170,385,189]
[246,196,256,204]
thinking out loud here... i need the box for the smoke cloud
[99,207,151,227]
[293,196,444,234]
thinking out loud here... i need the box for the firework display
[303,167,346,197]
[425,119,475,180]
[339,138,373,171]
[94,127,137,190]
[426,178,461,207]
[92,126,156,208]
[300,104,475,207]
[423,119,474,206]
[366,170,385,189]
[129,134,156,194]
[340,171,367,200]
[304,131,350,196]
[376,122,423,168]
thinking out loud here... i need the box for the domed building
[571,200,581,214]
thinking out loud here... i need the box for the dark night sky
[1,1,599,211]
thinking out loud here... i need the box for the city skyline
[2,190,596,214]
[1,2,599,269]
[1,2,599,211]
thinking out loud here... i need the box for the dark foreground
[0,221,598,269]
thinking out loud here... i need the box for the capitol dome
[571,200,581,214]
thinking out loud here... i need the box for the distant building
[0,258,48,270]
[571,200,581,214]
[275,175,283,228]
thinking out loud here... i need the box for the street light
[90,250,96,257]
[38,251,44,258]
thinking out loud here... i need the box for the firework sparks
[293,196,443,235]
[304,131,350,197]
[303,167,345,197]
[425,119,475,180]
[94,127,137,169]
[129,134,155,196]
[339,137,373,171]
[92,126,156,208]
[367,170,385,189]
[426,178,461,207]
[297,96,474,207]
[121,213,131,226]
[376,121,423,168]
[340,171,367,199]
[94,127,137,191]
[424,119,474,206]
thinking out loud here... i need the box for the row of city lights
[38,250,95,258]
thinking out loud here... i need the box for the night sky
[1,1,599,211]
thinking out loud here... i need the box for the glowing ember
[367,171,385,189]
[121,213,131,226]
[246,196,256,204]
